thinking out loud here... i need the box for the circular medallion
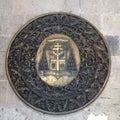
[6,13,111,114]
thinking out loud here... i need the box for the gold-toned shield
[36,34,80,86]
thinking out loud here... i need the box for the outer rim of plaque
[5,12,111,115]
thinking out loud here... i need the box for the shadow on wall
[105,36,119,56]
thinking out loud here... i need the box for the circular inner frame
[36,34,80,86]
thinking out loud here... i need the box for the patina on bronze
[6,13,111,114]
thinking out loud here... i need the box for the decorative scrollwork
[6,13,110,114]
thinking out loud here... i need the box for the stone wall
[0,0,120,120]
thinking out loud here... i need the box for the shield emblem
[36,34,80,86]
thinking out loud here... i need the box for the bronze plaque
[6,13,111,114]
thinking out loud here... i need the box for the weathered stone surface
[12,0,81,16]
[105,36,120,56]
[0,81,7,106]
[0,107,44,120]
[0,15,24,35]
[0,52,7,81]
[0,0,13,15]
[102,0,120,13]
[0,36,10,51]
[0,15,10,35]
[12,0,64,15]
[62,0,81,15]
[44,111,87,120]
[87,114,108,120]
[81,0,120,14]
[101,14,120,35]
[81,0,103,14]
[111,56,120,68]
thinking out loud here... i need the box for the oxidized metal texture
[6,13,111,114]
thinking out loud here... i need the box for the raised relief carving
[36,34,80,86]
[6,13,110,114]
